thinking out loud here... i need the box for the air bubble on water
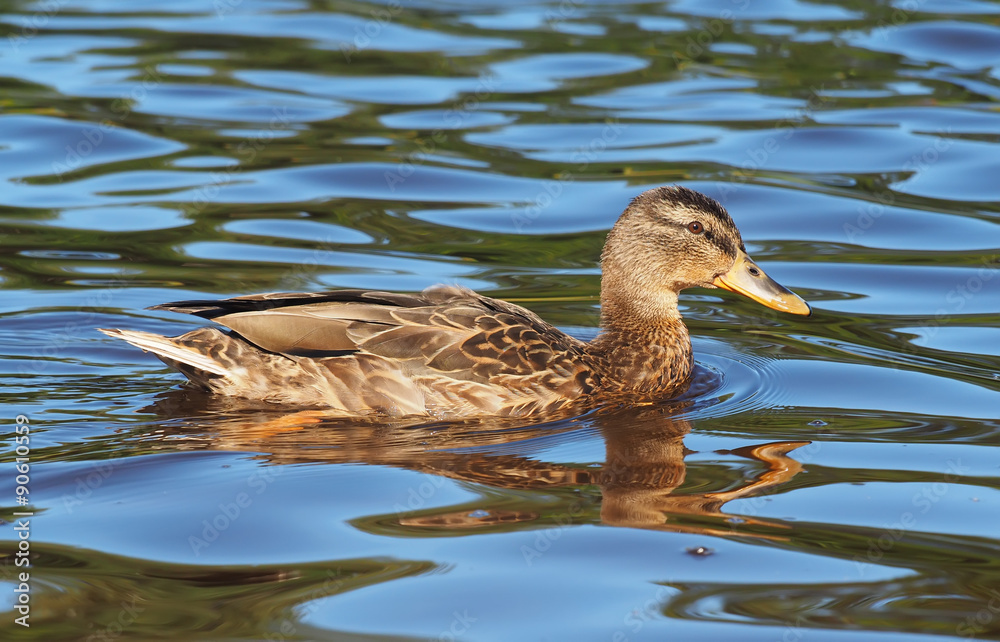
[686,546,714,557]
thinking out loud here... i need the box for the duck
[100,186,809,418]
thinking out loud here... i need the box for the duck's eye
[687,221,704,234]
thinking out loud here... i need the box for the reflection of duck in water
[144,394,809,537]
[102,186,809,417]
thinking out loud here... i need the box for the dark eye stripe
[704,230,736,257]
[664,221,738,257]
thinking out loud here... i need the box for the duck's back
[103,285,600,417]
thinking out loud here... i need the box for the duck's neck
[587,288,693,396]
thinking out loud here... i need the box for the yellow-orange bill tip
[713,251,811,316]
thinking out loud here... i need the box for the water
[2,0,1000,640]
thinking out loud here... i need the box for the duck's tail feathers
[98,328,230,378]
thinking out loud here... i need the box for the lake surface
[2,0,1000,640]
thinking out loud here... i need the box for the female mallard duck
[101,186,809,417]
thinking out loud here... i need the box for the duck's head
[601,185,810,323]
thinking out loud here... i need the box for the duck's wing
[151,288,435,357]
[152,285,598,404]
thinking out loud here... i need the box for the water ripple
[2,3,1000,641]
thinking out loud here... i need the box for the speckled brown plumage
[100,185,810,417]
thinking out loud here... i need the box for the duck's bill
[712,250,811,316]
